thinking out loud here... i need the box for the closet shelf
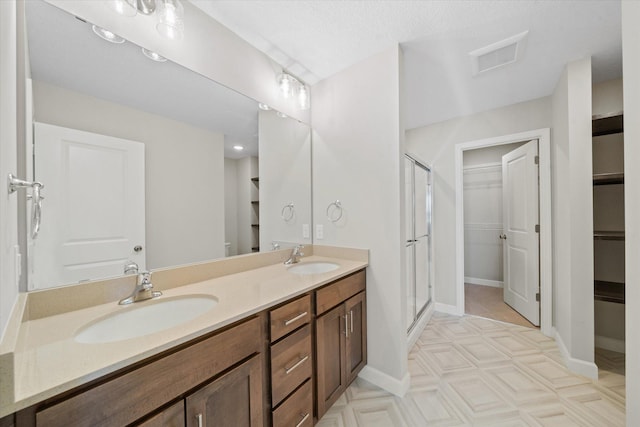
[593,173,624,186]
[594,231,624,241]
[592,112,623,137]
[594,280,625,304]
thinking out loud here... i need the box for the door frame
[454,128,552,337]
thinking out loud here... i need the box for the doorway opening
[454,129,552,337]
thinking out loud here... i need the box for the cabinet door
[315,303,347,419]
[186,355,263,427]
[345,292,367,384]
[137,401,185,427]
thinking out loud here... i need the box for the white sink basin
[75,295,218,344]
[287,262,340,275]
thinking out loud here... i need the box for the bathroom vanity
[0,247,368,426]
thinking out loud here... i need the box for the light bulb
[277,73,295,99]
[233,145,244,151]
[156,0,185,40]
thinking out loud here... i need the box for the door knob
[499,234,507,240]
[133,245,143,252]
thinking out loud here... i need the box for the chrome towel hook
[326,200,343,222]
[281,202,295,222]
[8,173,45,239]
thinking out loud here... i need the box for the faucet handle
[138,271,152,289]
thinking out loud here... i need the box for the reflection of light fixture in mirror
[92,25,126,44]
[156,0,185,41]
[276,112,288,119]
[142,48,167,62]
[233,145,244,151]
[109,0,156,16]
[258,103,271,111]
[298,85,310,110]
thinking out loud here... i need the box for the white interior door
[502,139,540,325]
[31,122,145,290]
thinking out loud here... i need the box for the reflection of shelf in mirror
[251,224,259,228]
[592,112,623,137]
[594,280,625,304]
[593,173,624,185]
[251,201,259,204]
[251,246,260,252]
[251,177,259,183]
[594,231,625,240]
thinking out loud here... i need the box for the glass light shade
[298,84,310,110]
[156,0,185,41]
[141,48,167,62]
[92,25,126,44]
[108,0,137,17]
[277,73,296,99]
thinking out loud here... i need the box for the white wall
[259,109,312,249]
[622,2,640,423]
[45,0,309,124]
[33,80,226,270]
[0,0,19,339]
[312,46,408,393]
[462,142,524,286]
[550,58,595,372]
[224,158,239,256]
[406,96,552,307]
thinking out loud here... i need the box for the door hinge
[536,292,540,302]
[535,224,540,233]
[534,155,539,165]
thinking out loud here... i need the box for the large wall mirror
[24,1,312,290]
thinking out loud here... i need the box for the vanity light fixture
[108,0,138,17]
[258,103,271,111]
[92,25,126,44]
[142,47,167,62]
[298,84,310,110]
[233,145,244,151]
[277,73,295,99]
[156,0,185,41]
[277,72,311,110]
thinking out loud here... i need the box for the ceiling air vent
[469,30,528,76]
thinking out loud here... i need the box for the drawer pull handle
[295,413,310,427]
[350,310,354,333]
[285,355,309,374]
[196,413,203,427]
[284,311,308,326]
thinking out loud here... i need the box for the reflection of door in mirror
[31,123,145,290]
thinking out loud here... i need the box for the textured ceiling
[192,0,622,129]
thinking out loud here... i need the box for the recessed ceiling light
[233,145,244,151]
[141,48,167,62]
[92,25,125,44]
[258,103,271,111]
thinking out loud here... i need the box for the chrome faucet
[284,245,305,265]
[119,271,162,305]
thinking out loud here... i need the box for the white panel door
[31,123,145,290]
[502,140,539,325]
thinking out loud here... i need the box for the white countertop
[1,253,368,416]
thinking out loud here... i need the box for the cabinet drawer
[270,294,311,342]
[271,324,312,406]
[36,317,261,427]
[136,401,185,427]
[316,270,366,315]
[272,380,313,427]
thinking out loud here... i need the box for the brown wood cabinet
[315,271,367,419]
[185,355,263,427]
[137,401,185,427]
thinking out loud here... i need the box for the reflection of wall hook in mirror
[7,173,45,239]
[281,202,295,222]
[326,200,343,222]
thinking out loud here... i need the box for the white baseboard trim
[595,335,626,354]
[464,277,503,288]
[407,302,434,351]
[435,302,464,316]
[358,366,410,397]
[553,328,598,380]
